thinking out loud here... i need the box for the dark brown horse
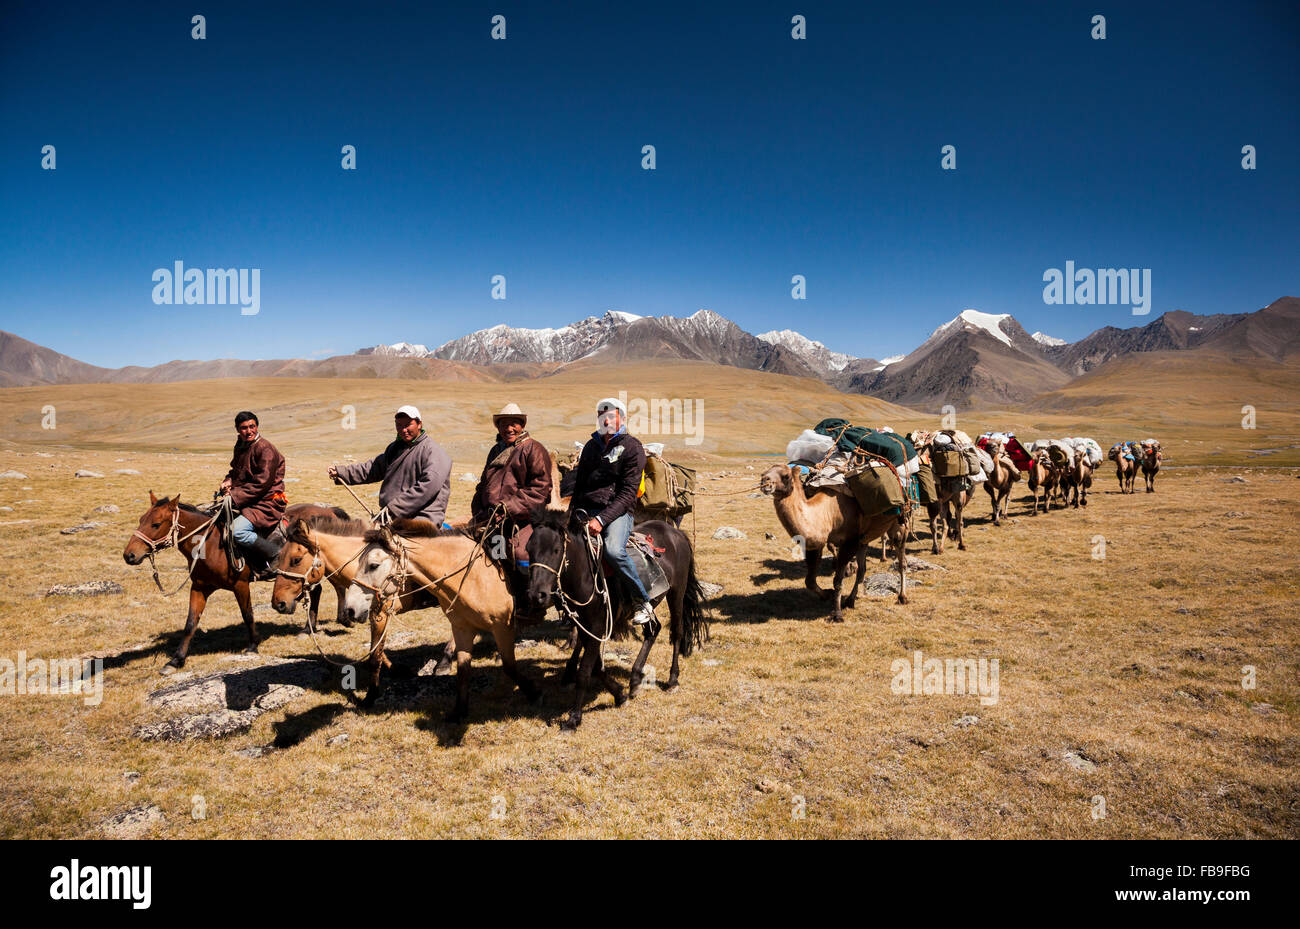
[526,508,708,729]
[123,492,349,673]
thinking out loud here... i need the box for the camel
[1027,449,1063,514]
[1060,447,1093,508]
[981,443,1021,526]
[760,465,909,619]
[1108,443,1138,494]
[932,476,974,552]
[1140,443,1162,492]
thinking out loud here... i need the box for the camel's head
[760,465,795,497]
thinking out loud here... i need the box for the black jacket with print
[569,431,646,527]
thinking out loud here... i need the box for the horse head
[525,506,573,610]
[270,520,322,614]
[123,491,181,565]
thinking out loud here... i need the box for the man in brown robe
[219,411,287,578]
[471,403,553,622]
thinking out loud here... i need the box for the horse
[123,493,351,673]
[526,508,708,729]
[348,520,542,721]
[269,516,381,625]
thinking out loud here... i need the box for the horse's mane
[361,518,470,553]
[156,496,208,515]
[292,514,371,540]
[532,506,572,533]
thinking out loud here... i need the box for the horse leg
[361,609,390,708]
[166,584,211,672]
[560,636,582,686]
[435,637,455,674]
[233,579,259,654]
[489,621,540,704]
[446,622,476,723]
[592,649,626,708]
[629,629,657,697]
[563,637,601,729]
[327,580,351,628]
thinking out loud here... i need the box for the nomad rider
[327,404,453,525]
[219,411,287,579]
[568,397,656,626]
[470,402,554,623]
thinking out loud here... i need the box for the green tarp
[813,418,917,468]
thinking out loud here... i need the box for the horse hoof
[159,662,179,676]
[826,615,844,624]
[241,645,259,655]
[843,597,856,609]
[613,692,627,708]
[560,714,582,730]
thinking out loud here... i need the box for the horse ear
[149,490,158,505]
[172,494,182,505]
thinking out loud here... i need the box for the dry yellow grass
[0,366,1296,838]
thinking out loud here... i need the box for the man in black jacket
[569,397,655,625]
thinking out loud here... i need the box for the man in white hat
[327,405,453,524]
[568,396,655,626]
[471,403,553,622]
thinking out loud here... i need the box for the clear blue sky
[1,0,1296,367]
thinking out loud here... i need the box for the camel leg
[842,547,867,609]
[955,501,966,551]
[167,584,211,672]
[894,524,908,605]
[489,620,540,704]
[827,544,853,623]
[232,579,260,654]
[446,622,476,723]
[930,506,943,553]
[805,546,826,598]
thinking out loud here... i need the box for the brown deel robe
[225,435,287,530]
[471,433,553,563]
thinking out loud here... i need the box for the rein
[132,505,219,597]
[532,525,614,643]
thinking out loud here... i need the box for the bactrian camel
[1059,446,1093,508]
[1140,443,1162,493]
[760,465,909,620]
[981,443,1021,526]
[1108,444,1138,494]
[1027,449,1063,514]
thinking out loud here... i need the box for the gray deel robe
[335,432,453,524]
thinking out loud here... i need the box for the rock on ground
[0,470,28,479]
[74,470,105,478]
[46,580,124,597]
[113,469,142,475]
[864,573,921,598]
[698,581,725,598]
[712,527,746,540]
[134,658,331,741]
[60,522,104,535]
[100,804,164,838]
[1062,750,1097,773]
[91,504,120,514]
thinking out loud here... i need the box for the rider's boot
[243,535,282,581]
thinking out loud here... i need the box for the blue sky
[1,0,1296,368]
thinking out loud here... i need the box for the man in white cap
[568,396,655,626]
[471,403,553,623]
[327,405,453,524]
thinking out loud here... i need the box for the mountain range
[2,297,1295,409]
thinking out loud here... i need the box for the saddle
[590,529,671,601]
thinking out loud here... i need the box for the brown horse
[123,493,351,672]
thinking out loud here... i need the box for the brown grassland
[0,361,1297,838]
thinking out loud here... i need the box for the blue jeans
[600,512,650,602]
[231,514,258,546]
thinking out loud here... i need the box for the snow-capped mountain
[756,329,856,373]
[356,341,433,357]
[1031,331,1066,347]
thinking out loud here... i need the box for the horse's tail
[330,506,350,520]
[677,550,710,658]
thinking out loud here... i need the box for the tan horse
[1108,444,1138,494]
[123,493,352,672]
[350,520,541,721]
[1027,450,1063,514]
[269,516,379,624]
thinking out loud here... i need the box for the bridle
[130,505,218,596]
[530,523,613,642]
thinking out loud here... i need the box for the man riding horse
[327,404,453,525]
[568,397,656,627]
[219,411,287,579]
[470,403,553,624]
